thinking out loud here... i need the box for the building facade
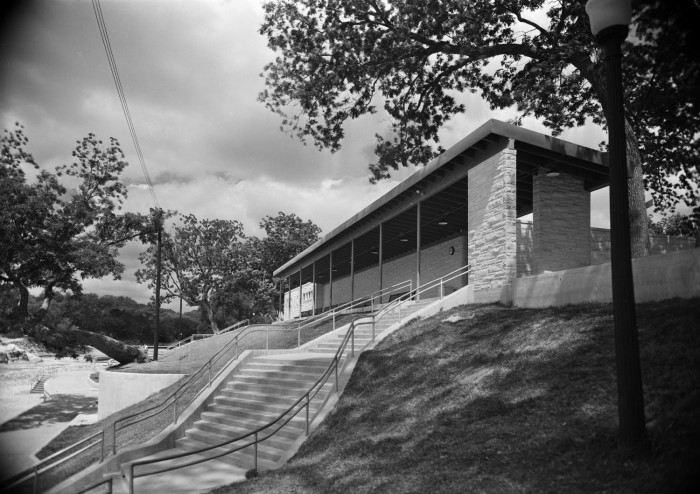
[276,119,613,320]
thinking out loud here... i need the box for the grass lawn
[210,298,700,494]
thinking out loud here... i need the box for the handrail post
[254,432,258,472]
[351,327,355,357]
[112,422,117,455]
[333,311,336,330]
[266,325,269,349]
[440,278,444,299]
[372,317,376,341]
[298,327,301,348]
[173,396,177,424]
[108,476,113,494]
[129,464,134,494]
[32,464,38,494]
[334,357,339,391]
[305,394,310,435]
[100,429,105,462]
[399,303,402,323]
[235,336,238,360]
[208,361,212,387]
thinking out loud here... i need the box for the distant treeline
[0,290,204,345]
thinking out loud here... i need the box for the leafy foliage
[0,124,148,322]
[136,214,247,332]
[259,0,699,253]
[648,213,698,238]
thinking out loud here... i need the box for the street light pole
[586,0,647,447]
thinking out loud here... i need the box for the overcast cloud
[1,0,610,308]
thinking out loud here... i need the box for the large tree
[259,0,699,258]
[0,124,149,363]
[250,212,321,315]
[136,214,247,332]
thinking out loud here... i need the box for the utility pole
[153,209,163,361]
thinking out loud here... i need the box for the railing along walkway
[113,266,470,493]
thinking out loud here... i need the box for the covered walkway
[275,119,607,319]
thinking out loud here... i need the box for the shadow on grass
[0,395,97,431]
[212,299,700,494]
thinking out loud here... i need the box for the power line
[91,0,159,209]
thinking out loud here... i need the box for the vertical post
[298,270,303,318]
[372,316,375,341]
[100,429,105,462]
[278,279,282,320]
[416,202,421,300]
[173,397,177,423]
[33,465,38,494]
[312,262,316,316]
[153,211,163,361]
[350,239,355,302]
[351,325,355,357]
[334,357,339,390]
[596,22,647,447]
[254,432,258,471]
[329,251,334,309]
[378,223,384,303]
[305,394,310,435]
[113,422,117,455]
[287,275,291,321]
[178,294,182,338]
[129,464,134,494]
[440,278,444,299]
[266,325,269,349]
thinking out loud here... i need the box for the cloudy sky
[1,0,611,308]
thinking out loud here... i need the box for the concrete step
[192,421,297,451]
[227,375,321,389]
[218,386,331,405]
[237,368,326,382]
[185,426,289,461]
[200,412,305,441]
[217,396,323,415]
[223,380,333,396]
[175,437,277,471]
[244,362,332,375]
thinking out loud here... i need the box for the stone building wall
[467,147,517,292]
[516,221,696,277]
[532,171,590,274]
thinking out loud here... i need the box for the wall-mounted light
[399,236,408,242]
[545,167,560,177]
[438,218,448,226]
[371,249,379,255]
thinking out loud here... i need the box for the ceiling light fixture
[546,167,560,177]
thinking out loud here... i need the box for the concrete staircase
[110,297,438,492]
[175,353,334,471]
[30,376,47,395]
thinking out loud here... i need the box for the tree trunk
[625,119,651,258]
[200,300,219,333]
[23,324,150,365]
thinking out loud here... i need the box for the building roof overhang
[274,119,607,279]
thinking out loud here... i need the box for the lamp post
[586,0,647,447]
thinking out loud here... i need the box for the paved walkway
[0,370,98,481]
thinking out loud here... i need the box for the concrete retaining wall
[512,247,700,308]
[98,371,185,420]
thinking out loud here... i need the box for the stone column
[532,170,590,274]
[467,144,517,300]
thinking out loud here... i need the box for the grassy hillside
[213,299,699,494]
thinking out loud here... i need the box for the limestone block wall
[467,147,517,292]
[532,171,590,274]
[516,221,696,276]
[516,221,533,278]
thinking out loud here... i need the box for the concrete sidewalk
[0,369,98,481]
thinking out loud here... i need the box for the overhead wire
[91,0,159,210]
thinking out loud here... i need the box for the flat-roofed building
[275,119,611,320]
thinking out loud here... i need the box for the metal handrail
[124,283,425,490]
[38,270,470,492]
[163,319,250,351]
[126,315,375,491]
[0,429,105,494]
